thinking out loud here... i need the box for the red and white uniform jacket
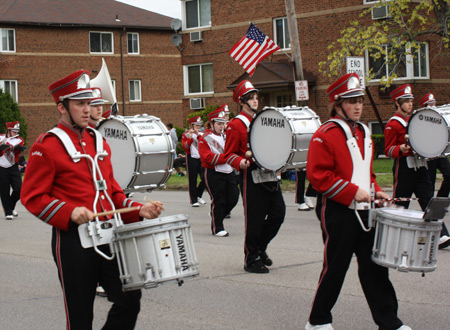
[182,130,203,158]
[21,120,142,231]
[224,111,254,170]
[0,133,25,168]
[306,117,381,207]
[199,129,234,173]
[384,112,412,158]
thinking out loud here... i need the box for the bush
[372,134,385,159]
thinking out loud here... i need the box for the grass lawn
[164,158,398,191]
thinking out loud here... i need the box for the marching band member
[88,87,108,128]
[384,85,433,211]
[20,70,162,330]
[182,116,206,207]
[224,80,285,274]
[305,73,410,330]
[419,93,450,249]
[0,121,25,220]
[199,105,239,237]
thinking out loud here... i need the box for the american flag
[229,23,281,77]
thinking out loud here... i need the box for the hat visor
[212,118,227,123]
[396,94,414,100]
[90,99,108,105]
[339,89,365,99]
[60,91,95,101]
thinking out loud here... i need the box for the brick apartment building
[0,0,183,144]
[178,0,450,134]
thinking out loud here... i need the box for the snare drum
[371,208,442,272]
[248,106,321,171]
[111,214,199,291]
[98,114,174,192]
[407,106,450,159]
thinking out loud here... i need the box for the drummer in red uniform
[182,116,206,207]
[224,80,285,274]
[199,105,239,237]
[384,85,433,211]
[20,70,162,330]
[419,93,450,249]
[305,73,410,330]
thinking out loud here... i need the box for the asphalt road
[0,190,449,330]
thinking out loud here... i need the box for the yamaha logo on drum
[103,128,128,140]
[418,114,442,125]
[260,116,285,128]
[176,234,189,271]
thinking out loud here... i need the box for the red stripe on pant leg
[55,229,71,330]
[242,169,250,264]
[204,168,217,234]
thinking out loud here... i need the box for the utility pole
[285,0,305,105]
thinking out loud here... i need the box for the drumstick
[373,197,418,204]
[144,196,165,211]
[93,206,140,218]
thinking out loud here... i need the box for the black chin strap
[62,101,84,131]
[337,104,355,123]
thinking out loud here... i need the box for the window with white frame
[90,32,113,54]
[273,17,290,50]
[368,121,387,135]
[129,80,141,102]
[366,42,429,80]
[363,0,391,4]
[1,28,15,52]
[184,63,213,95]
[127,33,139,54]
[184,0,211,29]
[0,80,18,102]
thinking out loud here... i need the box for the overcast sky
[115,0,182,19]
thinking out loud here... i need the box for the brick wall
[180,0,450,127]
[0,24,184,145]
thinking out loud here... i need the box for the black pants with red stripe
[393,157,433,211]
[186,154,205,204]
[240,165,285,265]
[309,197,403,330]
[0,163,22,216]
[204,168,239,234]
[52,224,142,330]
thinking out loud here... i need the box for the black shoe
[439,235,450,250]
[260,251,273,266]
[244,259,269,274]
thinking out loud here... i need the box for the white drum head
[249,109,292,171]
[408,109,448,158]
[381,208,424,219]
[98,118,136,188]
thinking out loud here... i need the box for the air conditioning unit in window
[371,5,391,20]
[190,31,203,42]
[190,98,205,110]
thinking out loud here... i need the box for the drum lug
[398,253,409,272]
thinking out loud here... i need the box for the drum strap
[235,114,251,128]
[49,127,105,163]
[390,116,407,127]
[328,119,372,211]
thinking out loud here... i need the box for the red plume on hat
[419,93,436,107]
[90,87,108,106]
[188,116,203,125]
[326,73,364,102]
[48,70,95,103]
[389,84,413,102]
[6,121,20,132]
[208,106,227,122]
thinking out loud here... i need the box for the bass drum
[407,105,450,159]
[97,114,174,192]
[248,106,321,172]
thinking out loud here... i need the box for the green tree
[319,0,450,86]
[0,89,27,143]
